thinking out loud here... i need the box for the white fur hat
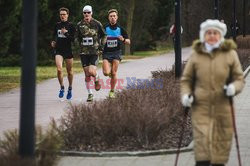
[199,19,227,42]
[83,5,92,13]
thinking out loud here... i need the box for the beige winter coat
[181,39,245,164]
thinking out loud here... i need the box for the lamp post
[242,0,246,37]
[175,0,182,78]
[232,0,236,41]
[214,0,219,19]
[19,0,37,157]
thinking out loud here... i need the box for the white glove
[181,94,194,107]
[224,84,236,96]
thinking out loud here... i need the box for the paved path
[0,48,191,137]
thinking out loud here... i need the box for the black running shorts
[53,49,73,59]
[80,54,99,67]
[103,50,122,62]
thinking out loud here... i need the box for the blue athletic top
[104,24,128,53]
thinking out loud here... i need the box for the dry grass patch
[0,121,62,166]
[57,69,192,152]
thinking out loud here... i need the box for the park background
[1,0,250,66]
[1,1,250,165]
[0,0,250,165]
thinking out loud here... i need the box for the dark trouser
[195,161,210,166]
[195,161,224,166]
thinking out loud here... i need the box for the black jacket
[53,21,75,52]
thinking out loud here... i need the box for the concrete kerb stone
[59,142,193,157]
[57,65,250,158]
[243,65,250,78]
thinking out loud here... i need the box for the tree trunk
[125,0,135,55]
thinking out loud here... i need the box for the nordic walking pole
[174,107,189,166]
[229,97,242,166]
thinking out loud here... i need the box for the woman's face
[204,29,221,45]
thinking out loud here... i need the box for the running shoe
[95,80,101,91]
[58,89,64,98]
[109,91,115,99]
[66,89,72,100]
[87,94,94,102]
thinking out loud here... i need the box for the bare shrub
[236,35,250,49]
[0,121,62,166]
[236,36,250,71]
[58,69,192,151]
[237,49,250,71]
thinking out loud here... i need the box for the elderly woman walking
[180,19,245,166]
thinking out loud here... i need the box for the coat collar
[192,39,237,55]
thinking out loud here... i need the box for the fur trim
[192,39,237,54]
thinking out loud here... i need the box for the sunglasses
[83,12,91,14]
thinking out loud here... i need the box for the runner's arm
[51,24,57,48]
[120,27,130,45]
[76,24,82,44]
[97,22,107,50]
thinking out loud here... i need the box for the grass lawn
[0,61,83,93]
[0,67,21,93]
[0,47,173,93]
[124,47,172,60]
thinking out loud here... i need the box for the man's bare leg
[84,66,93,101]
[87,65,100,91]
[102,59,111,77]
[109,60,119,98]
[55,55,64,87]
[111,60,119,90]
[65,58,73,99]
[55,55,65,98]
[65,58,73,87]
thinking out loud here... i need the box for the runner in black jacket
[51,7,75,100]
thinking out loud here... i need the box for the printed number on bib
[57,30,66,38]
[107,39,118,48]
[82,37,94,46]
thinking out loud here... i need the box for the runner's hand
[61,27,68,34]
[118,36,125,42]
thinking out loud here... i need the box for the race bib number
[107,39,118,48]
[82,37,94,46]
[57,30,66,38]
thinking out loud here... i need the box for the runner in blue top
[103,9,131,98]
